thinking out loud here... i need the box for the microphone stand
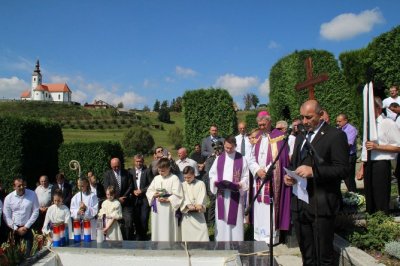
[299,127,324,266]
[245,130,291,266]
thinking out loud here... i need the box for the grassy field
[62,111,185,167]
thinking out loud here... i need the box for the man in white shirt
[357,97,400,214]
[176,147,199,181]
[34,175,52,232]
[382,85,400,121]
[3,177,39,256]
[235,122,252,160]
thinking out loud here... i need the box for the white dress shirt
[382,96,400,120]
[361,114,400,161]
[235,133,253,159]
[35,184,53,207]
[176,158,199,181]
[3,189,40,230]
[135,168,143,188]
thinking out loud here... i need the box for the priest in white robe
[209,136,249,241]
[146,158,183,241]
[248,111,291,243]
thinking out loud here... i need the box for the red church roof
[20,90,31,98]
[33,83,71,93]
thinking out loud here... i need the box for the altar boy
[146,158,183,241]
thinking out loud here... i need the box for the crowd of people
[0,87,399,265]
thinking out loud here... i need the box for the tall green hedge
[338,26,400,133]
[0,116,63,190]
[269,50,356,129]
[365,25,400,89]
[58,141,124,184]
[183,88,237,150]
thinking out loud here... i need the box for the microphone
[297,124,324,164]
[297,124,307,135]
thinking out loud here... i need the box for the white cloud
[93,91,146,108]
[49,73,146,108]
[0,76,29,99]
[175,66,198,78]
[214,74,259,96]
[320,8,385,41]
[165,76,175,83]
[258,78,270,96]
[49,75,71,83]
[268,41,280,49]
[71,90,88,103]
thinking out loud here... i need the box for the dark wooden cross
[295,57,329,100]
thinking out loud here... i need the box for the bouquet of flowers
[342,191,365,207]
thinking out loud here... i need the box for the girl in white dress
[98,186,123,241]
[181,166,209,241]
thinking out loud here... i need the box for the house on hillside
[20,60,72,102]
[84,99,115,109]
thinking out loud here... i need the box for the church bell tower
[31,59,42,98]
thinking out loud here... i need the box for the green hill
[0,101,255,166]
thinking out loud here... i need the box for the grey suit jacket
[201,136,224,157]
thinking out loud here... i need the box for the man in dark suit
[51,173,72,208]
[284,100,349,266]
[88,171,106,208]
[128,154,151,240]
[103,157,134,240]
[201,124,225,158]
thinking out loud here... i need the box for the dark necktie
[300,131,314,160]
[241,135,245,156]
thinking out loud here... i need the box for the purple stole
[254,129,291,231]
[215,151,243,226]
[254,132,273,204]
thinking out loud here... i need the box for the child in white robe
[180,166,209,241]
[146,158,183,241]
[42,189,72,242]
[70,177,98,240]
[98,186,123,240]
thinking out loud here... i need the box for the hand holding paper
[284,167,309,204]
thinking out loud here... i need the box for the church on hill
[20,60,72,102]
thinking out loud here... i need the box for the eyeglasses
[258,123,267,126]
[276,128,284,130]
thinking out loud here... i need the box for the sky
[0,0,399,109]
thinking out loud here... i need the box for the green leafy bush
[183,88,237,150]
[269,50,355,127]
[158,108,171,123]
[350,212,400,251]
[0,116,62,190]
[168,126,183,150]
[245,112,258,131]
[58,141,124,184]
[121,127,155,157]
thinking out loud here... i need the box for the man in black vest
[129,154,151,240]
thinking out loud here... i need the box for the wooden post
[295,57,329,100]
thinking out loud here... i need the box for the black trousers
[292,208,335,266]
[121,206,134,240]
[364,160,391,214]
[395,154,400,196]
[344,154,357,192]
[133,201,150,240]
